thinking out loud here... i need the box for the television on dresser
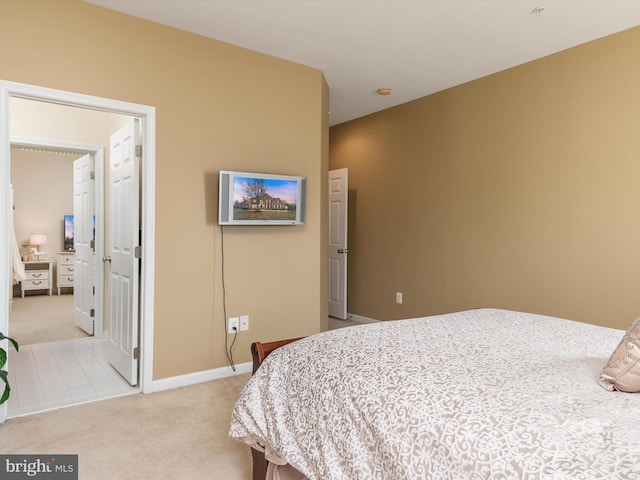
[218,170,307,225]
[63,215,74,250]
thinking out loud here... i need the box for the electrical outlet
[240,315,250,331]
[396,292,403,304]
[228,317,239,334]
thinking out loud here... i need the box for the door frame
[0,80,156,422]
[11,137,105,336]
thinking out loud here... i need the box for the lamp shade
[29,233,47,246]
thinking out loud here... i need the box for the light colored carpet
[9,294,89,346]
[1,373,254,480]
[1,315,363,479]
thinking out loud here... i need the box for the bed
[229,308,640,479]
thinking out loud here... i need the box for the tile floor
[6,337,138,418]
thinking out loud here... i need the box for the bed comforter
[229,308,640,479]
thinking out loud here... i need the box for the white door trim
[0,80,156,423]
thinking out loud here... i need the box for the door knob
[102,256,112,263]
[337,249,350,254]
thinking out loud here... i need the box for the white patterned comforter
[229,309,640,479]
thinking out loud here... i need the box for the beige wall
[1,0,327,379]
[330,26,640,330]
[10,97,118,146]
[11,147,77,260]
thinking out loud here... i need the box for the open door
[73,153,95,335]
[328,168,348,319]
[106,119,140,385]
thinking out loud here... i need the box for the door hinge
[135,144,142,158]
[90,239,95,249]
[133,347,140,360]
[134,246,142,259]
[90,308,95,318]
[90,170,95,180]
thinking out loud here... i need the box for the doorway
[0,80,156,423]
[328,168,348,319]
[10,136,104,344]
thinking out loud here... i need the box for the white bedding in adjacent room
[229,308,640,479]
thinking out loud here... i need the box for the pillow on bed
[599,317,640,392]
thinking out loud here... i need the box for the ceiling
[86,0,640,126]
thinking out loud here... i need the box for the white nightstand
[21,260,53,297]
[57,252,75,295]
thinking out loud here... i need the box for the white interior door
[328,168,348,319]
[73,153,95,335]
[106,119,140,385]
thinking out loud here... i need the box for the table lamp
[29,233,47,260]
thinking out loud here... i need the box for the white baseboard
[149,314,379,393]
[151,361,252,393]
[347,312,380,324]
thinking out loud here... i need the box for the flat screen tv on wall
[218,170,307,225]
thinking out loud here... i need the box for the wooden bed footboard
[251,338,304,374]
[250,338,304,480]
